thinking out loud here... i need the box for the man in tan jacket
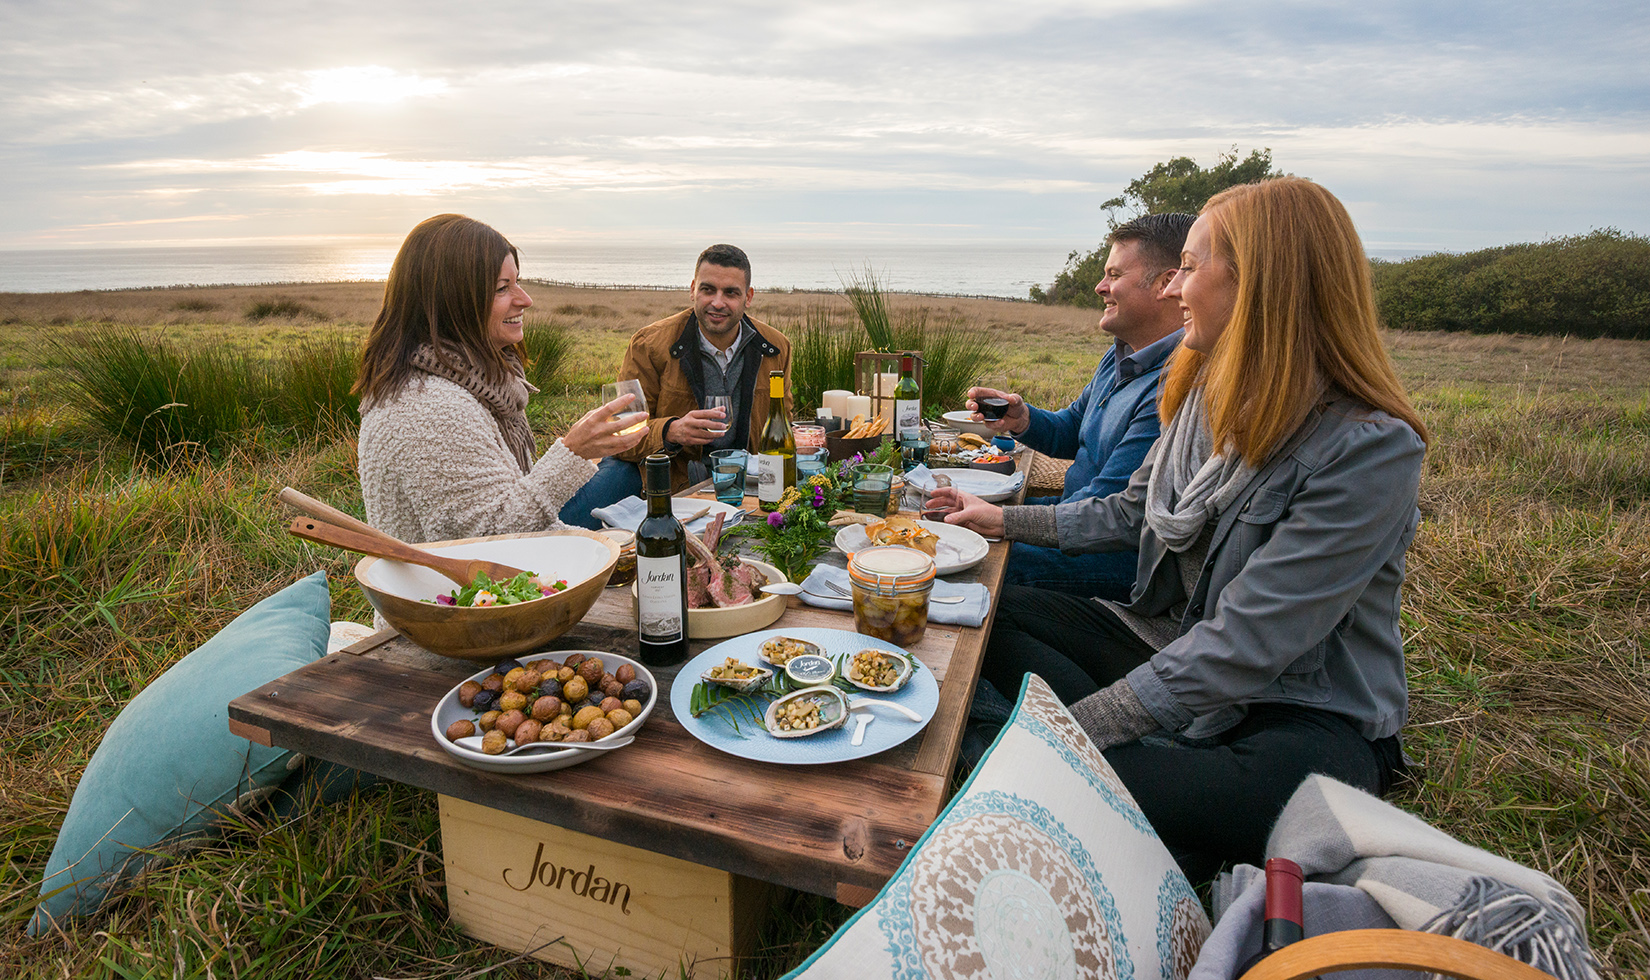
[613,244,792,493]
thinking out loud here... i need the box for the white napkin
[799,565,990,628]
[904,464,1024,497]
[591,496,731,535]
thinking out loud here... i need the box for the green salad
[431,571,568,607]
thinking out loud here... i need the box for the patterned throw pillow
[784,673,1210,980]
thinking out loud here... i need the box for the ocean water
[0,239,1077,299]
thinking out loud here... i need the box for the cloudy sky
[2,0,1646,259]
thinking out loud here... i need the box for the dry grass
[1,284,1647,977]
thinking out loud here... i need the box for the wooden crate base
[439,796,778,979]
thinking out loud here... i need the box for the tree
[1032,147,1289,305]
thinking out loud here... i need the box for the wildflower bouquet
[724,473,842,584]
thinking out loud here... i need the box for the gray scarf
[409,344,537,474]
[1143,384,1258,552]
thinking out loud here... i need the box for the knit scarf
[1142,384,1258,552]
[409,343,536,473]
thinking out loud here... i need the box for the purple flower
[767,511,786,528]
[813,486,825,507]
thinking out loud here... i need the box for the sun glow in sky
[1,0,1646,259]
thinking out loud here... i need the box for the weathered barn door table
[229,466,1034,978]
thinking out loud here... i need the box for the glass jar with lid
[847,545,936,646]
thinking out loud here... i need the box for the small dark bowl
[827,430,885,462]
[969,456,1017,476]
[977,397,1011,421]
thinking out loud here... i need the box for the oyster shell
[764,686,849,738]
[758,635,824,668]
[701,656,774,694]
[845,647,914,693]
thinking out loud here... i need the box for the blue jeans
[1002,495,1138,602]
[558,456,643,529]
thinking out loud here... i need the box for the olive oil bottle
[755,370,795,513]
[635,454,689,666]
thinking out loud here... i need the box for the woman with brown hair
[933,178,1429,880]
[355,214,647,544]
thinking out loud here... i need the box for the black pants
[985,585,1403,883]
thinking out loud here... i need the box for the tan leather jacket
[616,309,792,492]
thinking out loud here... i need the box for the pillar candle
[845,394,872,420]
[876,373,898,397]
[821,389,852,418]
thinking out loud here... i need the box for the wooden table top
[230,457,1034,905]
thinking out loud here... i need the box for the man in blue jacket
[966,212,1193,600]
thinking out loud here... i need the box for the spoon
[288,516,536,590]
[454,734,635,756]
[848,697,924,721]
[850,713,873,747]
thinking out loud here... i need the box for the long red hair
[1159,178,1428,464]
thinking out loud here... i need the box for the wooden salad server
[287,516,535,590]
[279,486,397,545]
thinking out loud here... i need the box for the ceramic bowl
[355,528,619,662]
[969,455,1018,476]
[631,558,788,640]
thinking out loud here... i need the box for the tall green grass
[787,306,861,412]
[48,329,365,455]
[787,271,995,417]
[521,320,576,393]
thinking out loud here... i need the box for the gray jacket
[1036,393,1424,741]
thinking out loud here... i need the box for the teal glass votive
[795,447,829,480]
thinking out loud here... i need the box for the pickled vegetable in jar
[848,545,936,646]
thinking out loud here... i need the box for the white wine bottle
[635,454,689,666]
[755,370,795,513]
[894,353,921,441]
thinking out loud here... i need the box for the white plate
[429,651,657,774]
[910,467,1021,503]
[833,519,989,575]
[669,628,937,765]
[940,410,996,437]
[673,498,741,534]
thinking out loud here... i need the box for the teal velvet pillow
[28,571,330,936]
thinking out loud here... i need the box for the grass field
[1,283,1647,978]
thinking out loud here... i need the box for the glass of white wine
[704,395,733,436]
[602,379,649,435]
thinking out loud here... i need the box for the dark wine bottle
[755,370,795,513]
[635,454,689,666]
[1237,858,1307,975]
[894,353,921,440]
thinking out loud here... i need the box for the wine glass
[704,395,733,436]
[602,379,649,434]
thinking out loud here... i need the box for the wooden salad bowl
[354,528,620,662]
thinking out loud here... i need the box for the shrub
[1373,229,1650,340]
[52,329,266,456]
[267,335,361,436]
[172,298,218,312]
[520,320,575,392]
[244,297,325,321]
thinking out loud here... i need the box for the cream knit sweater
[357,374,596,544]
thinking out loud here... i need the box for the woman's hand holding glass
[563,393,650,461]
[924,486,1005,538]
